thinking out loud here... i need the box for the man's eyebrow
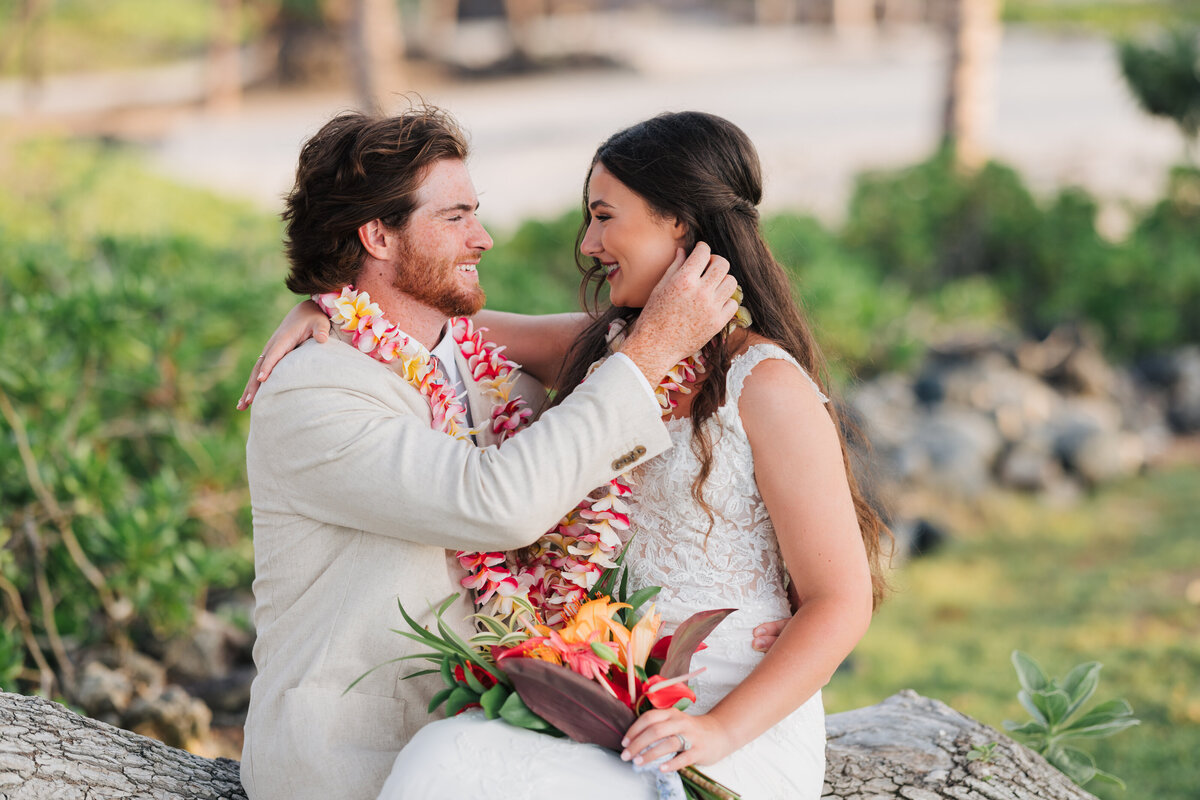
[435,202,479,214]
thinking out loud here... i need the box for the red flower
[648,635,708,661]
[600,670,644,710]
[641,674,697,709]
[453,661,498,690]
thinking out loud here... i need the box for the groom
[241,107,738,800]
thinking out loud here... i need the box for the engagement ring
[676,733,692,752]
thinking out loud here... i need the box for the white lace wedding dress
[379,345,829,800]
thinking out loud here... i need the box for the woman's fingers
[310,318,329,343]
[752,617,790,653]
[238,357,266,410]
[621,710,690,765]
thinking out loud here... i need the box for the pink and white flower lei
[458,318,706,626]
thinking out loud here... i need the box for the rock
[1017,324,1114,395]
[163,611,253,684]
[851,373,918,451]
[890,518,950,562]
[126,685,212,751]
[1073,431,1145,485]
[1042,397,1123,470]
[998,439,1064,492]
[186,665,255,720]
[1167,346,1200,433]
[126,650,169,699]
[76,661,133,724]
[911,410,1003,497]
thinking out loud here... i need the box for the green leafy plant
[1004,651,1140,789]
[967,741,998,763]
[1118,27,1200,162]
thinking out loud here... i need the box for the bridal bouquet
[366,575,740,800]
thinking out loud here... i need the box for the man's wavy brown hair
[282,106,469,295]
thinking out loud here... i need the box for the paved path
[5,18,1182,233]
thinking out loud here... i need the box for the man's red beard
[392,236,486,318]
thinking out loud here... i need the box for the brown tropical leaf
[661,608,736,679]
[504,659,635,751]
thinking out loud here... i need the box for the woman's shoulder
[729,336,830,413]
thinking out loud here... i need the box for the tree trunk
[346,0,405,113]
[0,691,245,799]
[941,0,1001,172]
[823,690,1097,799]
[0,690,1095,799]
[206,0,243,113]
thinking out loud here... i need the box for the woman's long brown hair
[552,112,891,608]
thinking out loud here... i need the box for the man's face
[392,159,493,317]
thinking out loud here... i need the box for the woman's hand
[620,708,735,772]
[237,299,331,409]
[751,618,790,653]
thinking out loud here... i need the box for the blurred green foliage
[0,139,288,694]
[843,150,1200,359]
[1118,26,1200,155]
[0,0,251,77]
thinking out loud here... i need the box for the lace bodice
[623,343,828,712]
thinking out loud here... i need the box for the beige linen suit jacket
[240,335,669,800]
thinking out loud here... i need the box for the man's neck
[356,273,448,351]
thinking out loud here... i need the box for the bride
[247,112,889,798]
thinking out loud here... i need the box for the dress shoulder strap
[725,343,830,408]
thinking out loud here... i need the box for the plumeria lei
[315,284,751,628]
[314,287,534,443]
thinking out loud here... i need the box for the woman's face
[580,162,688,308]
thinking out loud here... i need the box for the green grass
[1004,0,1200,36]
[825,465,1200,799]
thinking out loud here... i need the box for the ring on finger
[676,733,692,752]
[256,354,266,361]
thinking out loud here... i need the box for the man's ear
[358,219,393,260]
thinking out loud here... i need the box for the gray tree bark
[823,690,1098,799]
[0,691,245,800]
[0,689,1095,799]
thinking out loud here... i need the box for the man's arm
[250,348,669,553]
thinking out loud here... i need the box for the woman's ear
[357,219,393,260]
[670,217,692,249]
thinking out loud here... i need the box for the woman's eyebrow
[588,199,614,211]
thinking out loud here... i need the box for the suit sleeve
[247,348,671,552]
